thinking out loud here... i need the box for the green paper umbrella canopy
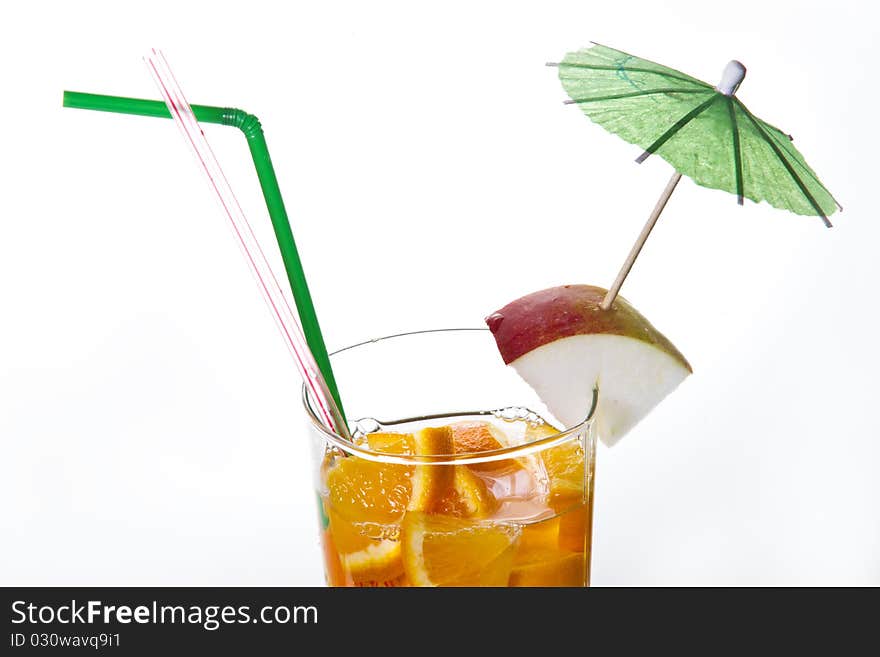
[556,43,841,225]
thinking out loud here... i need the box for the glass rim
[301,328,599,466]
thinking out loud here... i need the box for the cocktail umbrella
[550,43,841,309]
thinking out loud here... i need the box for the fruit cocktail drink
[304,329,598,587]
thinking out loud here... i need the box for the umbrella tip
[716,60,747,96]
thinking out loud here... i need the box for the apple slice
[486,285,691,446]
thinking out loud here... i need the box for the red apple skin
[485,284,692,372]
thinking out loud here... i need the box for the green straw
[63,90,347,424]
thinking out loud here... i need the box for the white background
[2,1,878,586]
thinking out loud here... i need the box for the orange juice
[316,413,595,587]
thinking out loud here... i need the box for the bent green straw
[63,90,347,425]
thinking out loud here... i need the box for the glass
[303,329,598,587]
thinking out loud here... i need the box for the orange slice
[324,449,407,586]
[517,516,562,553]
[509,550,585,587]
[449,421,520,473]
[401,512,519,586]
[526,422,587,509]
[450,421,505,452]
[432,467,498,517]
[543,440,587,508]
[327,508,372,554]
[557,504,589,553]
[325,453,412,525]
[406,426,499,517]
[407,427,456,513]
[366,431,413,455]
[340,539,405,584]
[327,507,405,585]
[511,511,589,586]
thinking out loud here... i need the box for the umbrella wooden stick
[601,171,682,310]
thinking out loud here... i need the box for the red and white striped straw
[144,48,349,438]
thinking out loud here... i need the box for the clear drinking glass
[303,329,598,587]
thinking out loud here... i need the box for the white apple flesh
[486,285,691,446]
